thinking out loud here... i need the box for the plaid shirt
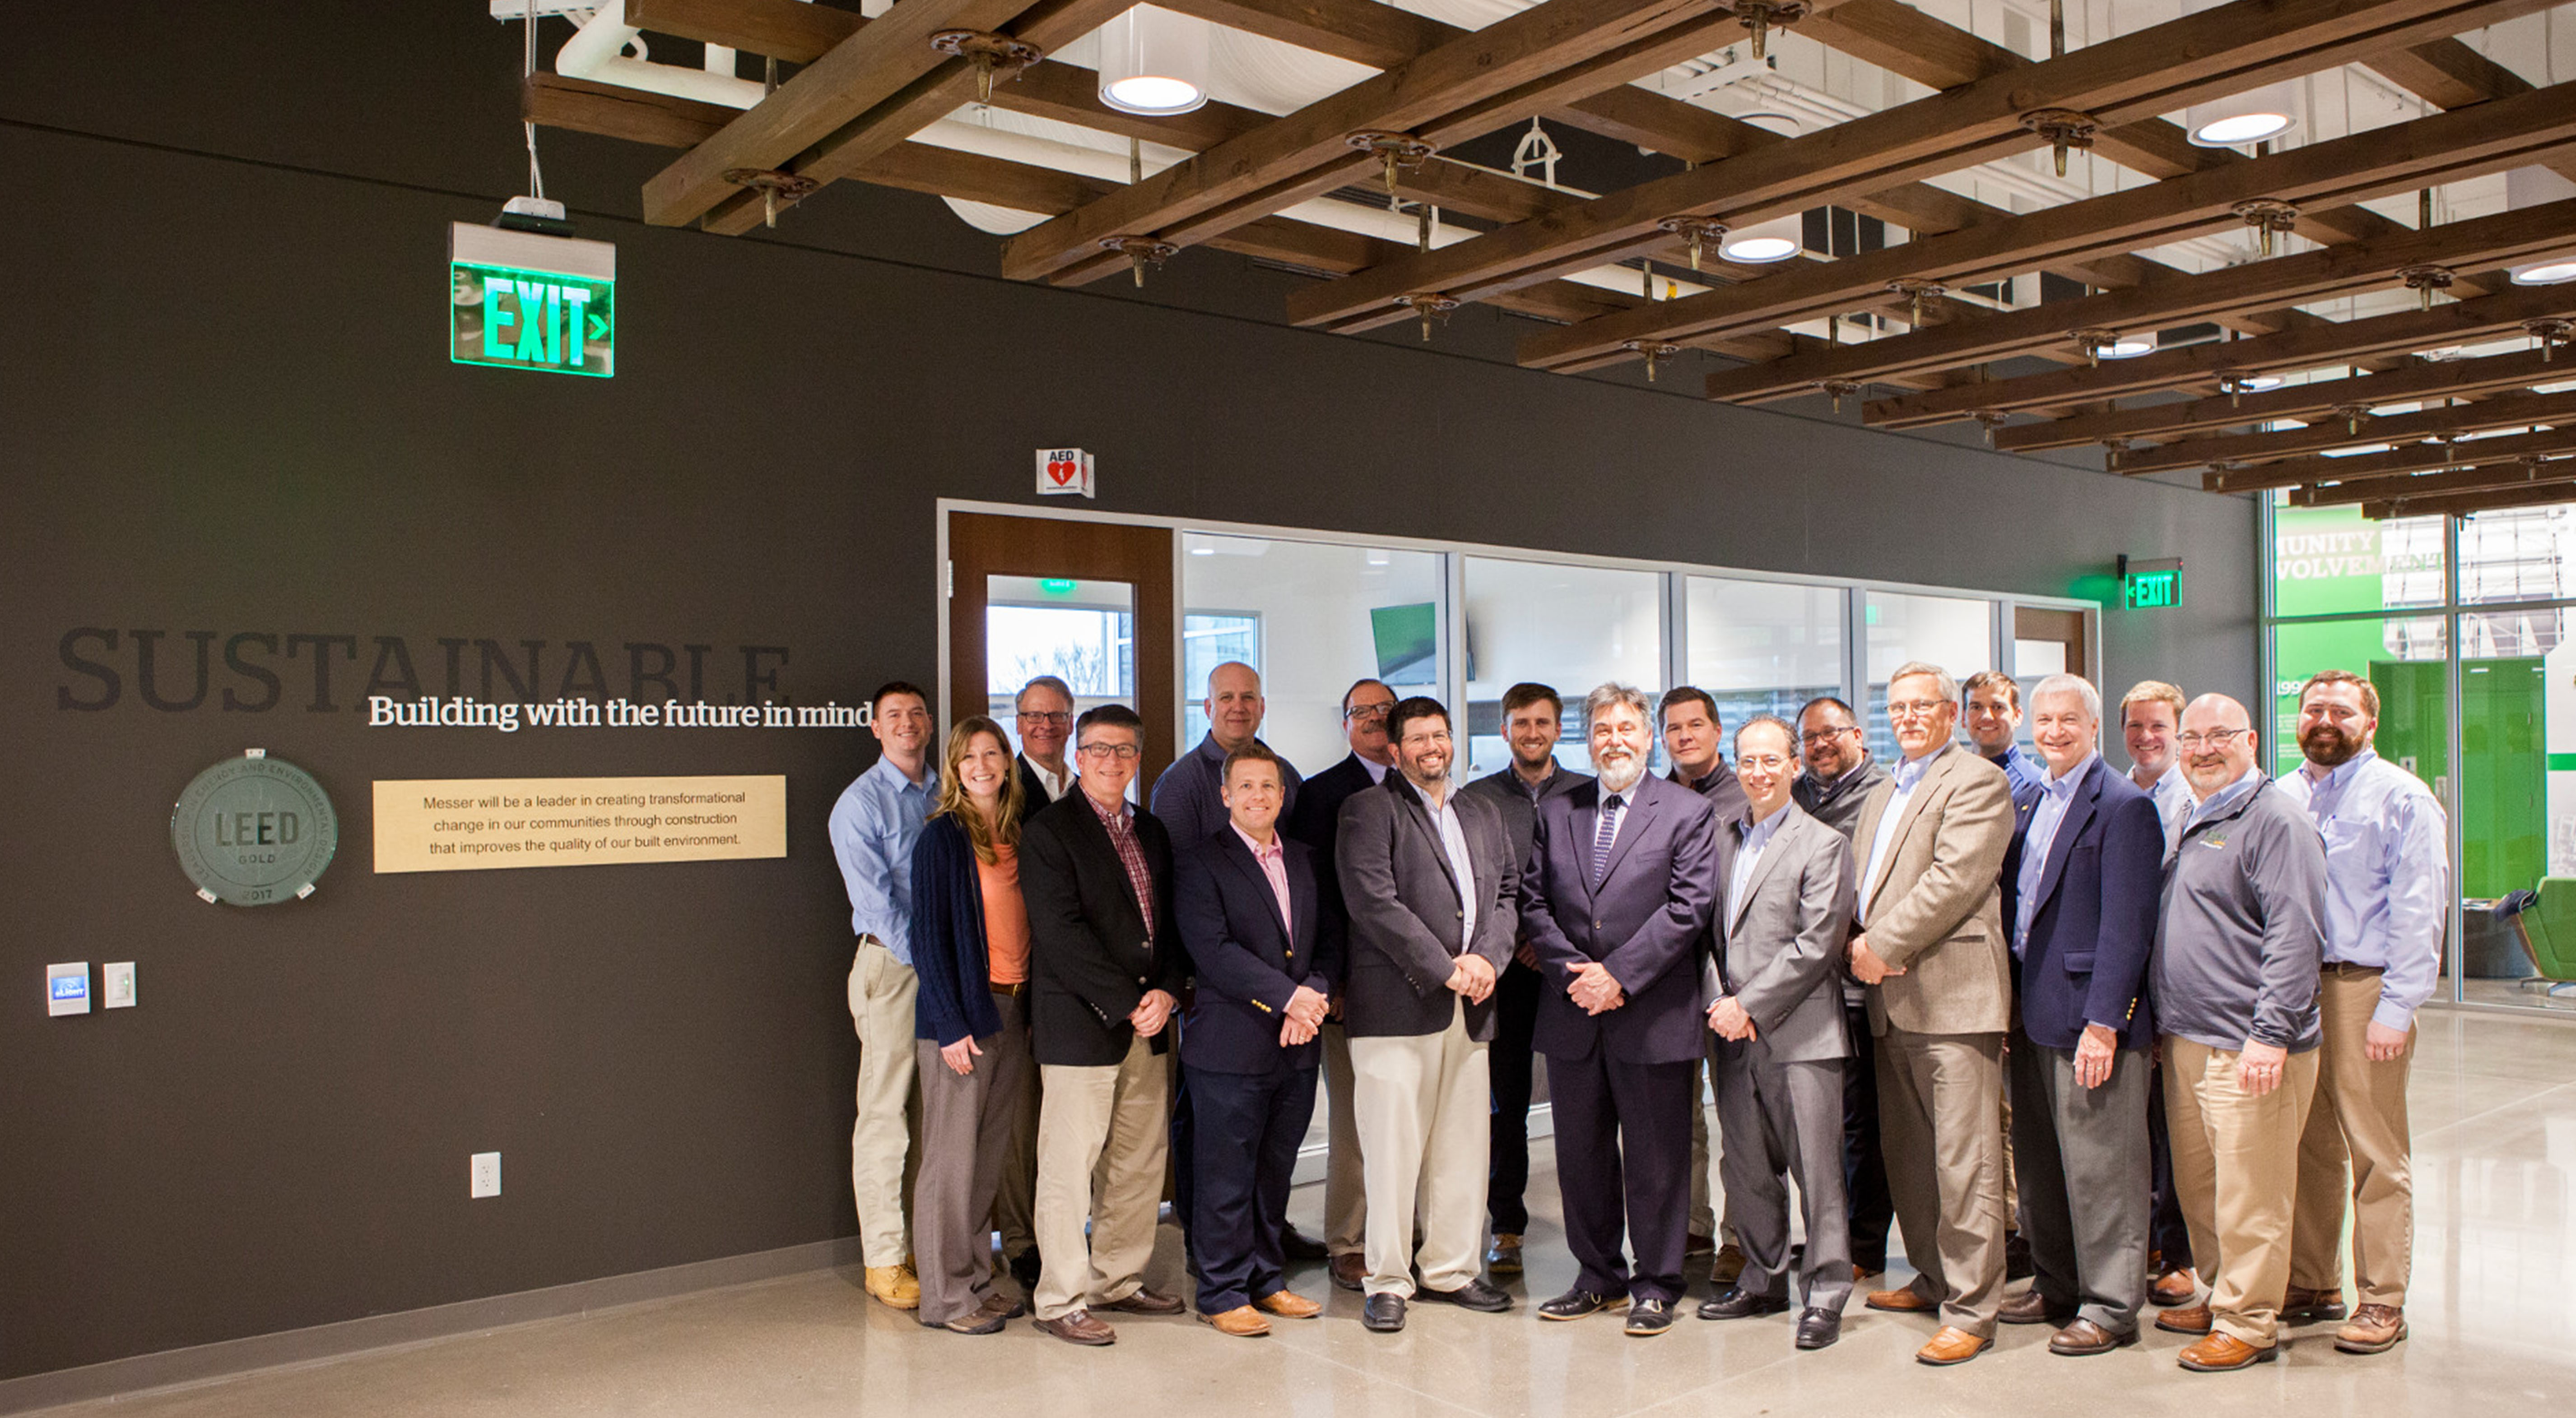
[1086,790,1158,942]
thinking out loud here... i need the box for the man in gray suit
[1696,714,1857,1350]
[1847,661,2017,1366]
[1336,696,1519,1334]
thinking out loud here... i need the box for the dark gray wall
[0,4,2254,1384]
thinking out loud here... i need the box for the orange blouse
[978,842,1030,987]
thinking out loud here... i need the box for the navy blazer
[1174,828,1342,1074]
[909,815,1005,1048]
[1999,756,2164,1052]
[1518,774,1720,1065]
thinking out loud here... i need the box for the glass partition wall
[2264,494,2576,1015]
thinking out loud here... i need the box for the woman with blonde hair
[907,715,1034,1332]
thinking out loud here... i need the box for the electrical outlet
[470,1151,501,1198]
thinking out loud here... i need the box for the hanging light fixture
[1720,213,1803,264]
[1096,5,1210,117]
[2178,0,2297,148]
[2507,167,2576,285]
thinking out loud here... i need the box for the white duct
[556,0,769,107]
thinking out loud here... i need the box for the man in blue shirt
[1964,670,2045,802]
[827,681,939,1312]
[2278,670,2448,1357]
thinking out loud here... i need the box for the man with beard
[1794,695,1895,1281]
[1520,684,1719,1337]
[2155,693,2327,1373]
[1462,682,1590,1277]
[2278,670,2446,1357]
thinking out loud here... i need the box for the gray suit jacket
[1851,745,2016,1037]
[1702,802,1855,1065]
[1335,772,1517,1039]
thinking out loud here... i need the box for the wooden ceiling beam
[998,0,1734,286]
[1520,85,2576,371]
[2362,475,2576,517]
[1701,197,2576,402]
[1286,0,2546,334]
[2112,388,2576,473]
[2294,453,2576,505]
[2205,422,2576,490]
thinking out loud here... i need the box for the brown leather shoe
[2178,1332,2277,1371]
[2335,1303,2406,1353]
[2281,1285,2348,1325]
[2049,1318,2139,1356]
[1329,1252,1367,1292]
[1100,1287,1184,1316]
[1865,1285,1937,1313]
[2155,1303,2213,1335]
[1255,1289,1322,1320]
[1710,1243,1747,1284]
[2153,1267,2199,1307]
[1999,1289,2073,1326]
[1685,1232,1717,1257]
[1033,1310,1116,1346]
[1486,1233,1524,1275]
[1199,1305,1271,1337]
[1916,1326,1992,1366]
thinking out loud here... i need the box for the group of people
[826,653,2444,1372]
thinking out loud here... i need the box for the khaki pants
[1321,1021,1367,1256]
[2291,965,2416,1308]
[1351,1002,1491,1297]
[1033,1036,1171,1321]
[848,940,922,1268]
[2165,1035,2322,1347]
[1878,1029,2008,1336]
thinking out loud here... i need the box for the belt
[989,980,1031,997]
[2321,961,2385,978]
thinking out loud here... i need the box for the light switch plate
[103,962,135,1009]
[47,963,89,1016]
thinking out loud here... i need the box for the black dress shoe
[1006,1250,1042,1294]
[1418,1278,1513,1313]
[1362,1294,1406,1333]
[1281,1223,1330,1261]
[1697,1287,1791,1321]
[1624,1298,1674,1336]
[2004,1232,2036,1283]
[1538,1288,1627,1321]
[1795,1307,1842,1349]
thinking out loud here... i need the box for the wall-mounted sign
[1037,448,1095,498]
[450,222,615,378]
[172,751,340,905]
[372,774,786,874]
[2122,556,2183,610]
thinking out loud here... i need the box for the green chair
[2513,877,2576,999]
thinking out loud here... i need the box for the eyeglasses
[1799,727,1858,746]
[1077,742,1141,761]
[1886,700,1948,721]
[1017,710,1072,726]
[2173,728,2251,750]
[1344,703,1393,723]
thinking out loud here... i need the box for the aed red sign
[1036,448,1095,499]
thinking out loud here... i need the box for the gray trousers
[2008,1025,2151,1335]
[912,990,1036,1326]
[1712,1041,1852,1313]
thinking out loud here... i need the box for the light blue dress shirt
[1726,805,1789,925]
[1429,784,1479,947]
[828,755,938,966]
[2013,753,2095,958]
[2141,762,2193,858]
[1860,744,1946,923]
[2276,749,2450,1030]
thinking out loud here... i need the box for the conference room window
[1462,556,1664,778]
[1682,575,1846,740]
[984,575,1135,737]
[1180,532,1447,775]
[1862,589,1994,761]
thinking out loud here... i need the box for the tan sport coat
[1850,744,2015,1037]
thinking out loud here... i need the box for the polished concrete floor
[37,1009,2576,1417]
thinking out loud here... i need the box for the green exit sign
[2124,558,2183,609]
[448,223,614,378]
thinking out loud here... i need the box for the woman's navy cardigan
[910,813,1006,1047]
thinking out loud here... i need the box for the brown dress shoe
[1199,1305,1271,1337]
[2178,1332,2277,1371]
[2049,1318,2139,1356]
[1486,1233,1524,1275]
[2335,1303,2407,1353]
[1101,1287,1185,1316]
[2153,1268,2199,1307]
[1255,1289,1322,1320]
[1916,1326,1992,1366]
[1033,1310,1116,1346]
[1999,1290,2072,1326]
[1329,1253,1367,1293]
[1865,1285,1937,1313]
[1709,1243,1747,1284]
[2155,1303,2213,1335]
[2281,1285,2348,1325]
